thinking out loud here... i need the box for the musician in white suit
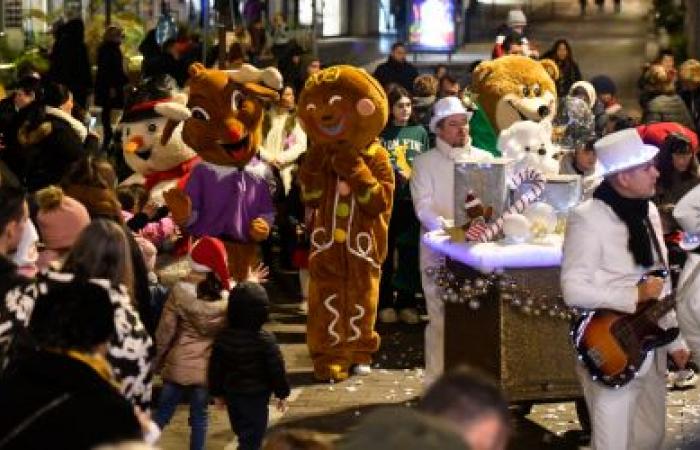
[561,128,689,450]
[410,97,493,387]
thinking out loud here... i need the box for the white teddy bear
[497,120,560,243]
[497,120,559,177]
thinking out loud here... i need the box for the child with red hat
[153,236,268,450]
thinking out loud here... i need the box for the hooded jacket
[208,282,290,398]
[155,279,228,386]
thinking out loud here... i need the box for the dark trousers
[101,106,113,153]
[378,196,417,311]
[225,391,270,450]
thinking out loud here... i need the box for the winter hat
[190,236,231,290]
[594,128,659,175]
[569,81,597,109]
[507,9,527,28]
[430,96,473,133]
[227,281,270,330]
[122,74,178,123]
[36,185,90,250]
[636,122,699,154]
[590,75,617,96]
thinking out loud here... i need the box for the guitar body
[573,307,679,387]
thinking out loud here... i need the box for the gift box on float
[454,158,511,229]
[513,174,583,213]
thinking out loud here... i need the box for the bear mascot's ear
[539,59,560,82]
[471,61,495,91]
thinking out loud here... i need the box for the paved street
[156,1,700,448]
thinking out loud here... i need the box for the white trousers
[422,269,444,387]
[577,352,666,450]
[420,242,445,388]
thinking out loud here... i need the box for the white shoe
[352,364,372,376]
[399,308,420,325]
[378,308,398,323]
[674,369,698,389]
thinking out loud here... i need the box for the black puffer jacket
[208,328,290,398]
[208,282,290,399]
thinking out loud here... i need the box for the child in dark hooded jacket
[208,282,290,450]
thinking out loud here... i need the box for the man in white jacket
[410,97,493,386]
[562,128,689,450]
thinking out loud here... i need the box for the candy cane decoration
[466,168,546,242]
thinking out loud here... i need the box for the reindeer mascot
[158,63,281,281]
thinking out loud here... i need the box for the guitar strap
[644,217,669,272]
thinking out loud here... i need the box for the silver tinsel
[425,265,580,321]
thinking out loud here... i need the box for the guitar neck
[642,294,676,323]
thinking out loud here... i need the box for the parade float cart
[429,160,584,405]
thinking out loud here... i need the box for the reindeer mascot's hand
[249,218,270,242]
[163,188,192,226]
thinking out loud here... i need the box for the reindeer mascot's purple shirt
[184,160,275,241]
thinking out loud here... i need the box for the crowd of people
[1,2,700,450]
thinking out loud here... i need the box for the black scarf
[593,180,654,267]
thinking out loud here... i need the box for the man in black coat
[373,42,419,93]
[0,75,41,186]
[95,26,129,153]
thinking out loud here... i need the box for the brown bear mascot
[297,65,394,381]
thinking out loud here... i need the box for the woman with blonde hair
[62,219,154,409]
[679,59,700,129]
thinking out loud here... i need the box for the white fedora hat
[594,128,659,175]
[429,96,473,133]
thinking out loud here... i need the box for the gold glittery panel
[445,266,582,403]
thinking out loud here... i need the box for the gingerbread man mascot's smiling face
[297,65,388,154]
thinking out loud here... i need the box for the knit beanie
[190,236,231,290]
[36,185,90,250]
[590,75,617,96]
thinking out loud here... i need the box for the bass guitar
[571,269,680,388]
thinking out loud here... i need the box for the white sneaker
[352,364,372,376]
[674,369,698,389]
[399,308,420,325]
[378,308,398,323]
